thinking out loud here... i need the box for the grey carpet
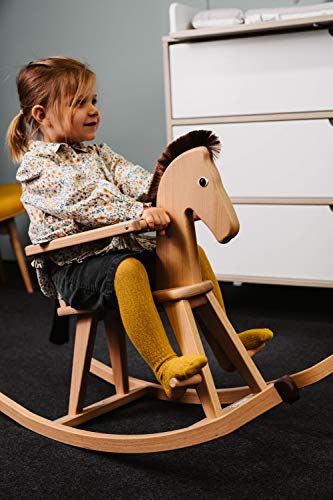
[0,262,332,500]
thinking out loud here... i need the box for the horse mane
[143,130,221,204]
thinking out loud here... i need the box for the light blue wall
[0,0,206,258]
[0,0,331,258]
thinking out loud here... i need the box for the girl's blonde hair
[7,56,96,163]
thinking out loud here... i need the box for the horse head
[146,130,239,244]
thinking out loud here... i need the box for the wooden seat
[56,283,215,418]
[0,137,332,453]
[0,183,33,293]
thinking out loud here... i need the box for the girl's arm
[17,153,145,229]
[96,143,154,201]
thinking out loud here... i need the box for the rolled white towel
[246,2,333,24]
[192,8,244,29]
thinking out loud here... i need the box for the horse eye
[198,177,209,187]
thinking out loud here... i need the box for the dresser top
[163,13,333,44]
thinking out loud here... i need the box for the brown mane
[143,130,221,204]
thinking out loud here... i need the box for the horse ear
[143,130,221,204]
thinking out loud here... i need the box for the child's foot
[212,328,273,372]
[156,354,207,400]
[238,328,273,350]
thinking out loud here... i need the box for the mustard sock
[197,246,273,371]
[114,258,207,399]
[238,329,273,349]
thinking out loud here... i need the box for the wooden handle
[169,374,202,388]
[25,219,149,257]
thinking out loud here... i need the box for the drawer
[196,205,333,284]
[170,30,333,118]
[173,120,333,197]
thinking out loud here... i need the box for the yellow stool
[0,183,33,293]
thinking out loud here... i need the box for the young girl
[7,56,272,399]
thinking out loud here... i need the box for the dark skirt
[50,249,156,312]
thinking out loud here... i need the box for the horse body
[2,133,332,453]
[156,146,240,290]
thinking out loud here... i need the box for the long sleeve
[17,152,145,232]
[16,142,157,299]
[96,143,153,201]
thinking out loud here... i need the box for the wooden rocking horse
[0,131,332,453]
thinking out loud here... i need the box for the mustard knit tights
[114,247,272,399]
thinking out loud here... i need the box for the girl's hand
[141,207,170,235]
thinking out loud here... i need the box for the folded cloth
[245,2,333,24]
[192,8,244,29]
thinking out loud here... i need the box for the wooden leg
[104,311,129,394]
[164,299,223,419]
[196,291,267,393]
[195,312,234,373]
[68,315,98,415]
[7,218,33,293]
[0,246,6,285]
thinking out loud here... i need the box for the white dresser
[163,15,333,288]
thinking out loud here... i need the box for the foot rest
[169,374,202,388]
[153,281,213,303]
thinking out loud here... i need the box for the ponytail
[6,112,30,163]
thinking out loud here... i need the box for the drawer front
[196,205,333,283]
[173,120,333,198]
[170,30,333,118]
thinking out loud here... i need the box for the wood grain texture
[68,315,98,415]
[3,144,329,452]
[25,220,148,256]
[0,385,282,453]
[2,218,33,293]
[104,311,129,395]
[164,299,223,419]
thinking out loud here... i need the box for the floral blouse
[16,141,155,298]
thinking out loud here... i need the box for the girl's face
[68,85,100,143]
[41,84,100,144]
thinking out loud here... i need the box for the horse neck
[154,146,213,290]
[156,207,202,290]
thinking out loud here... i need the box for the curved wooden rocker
[1,132,332,453]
